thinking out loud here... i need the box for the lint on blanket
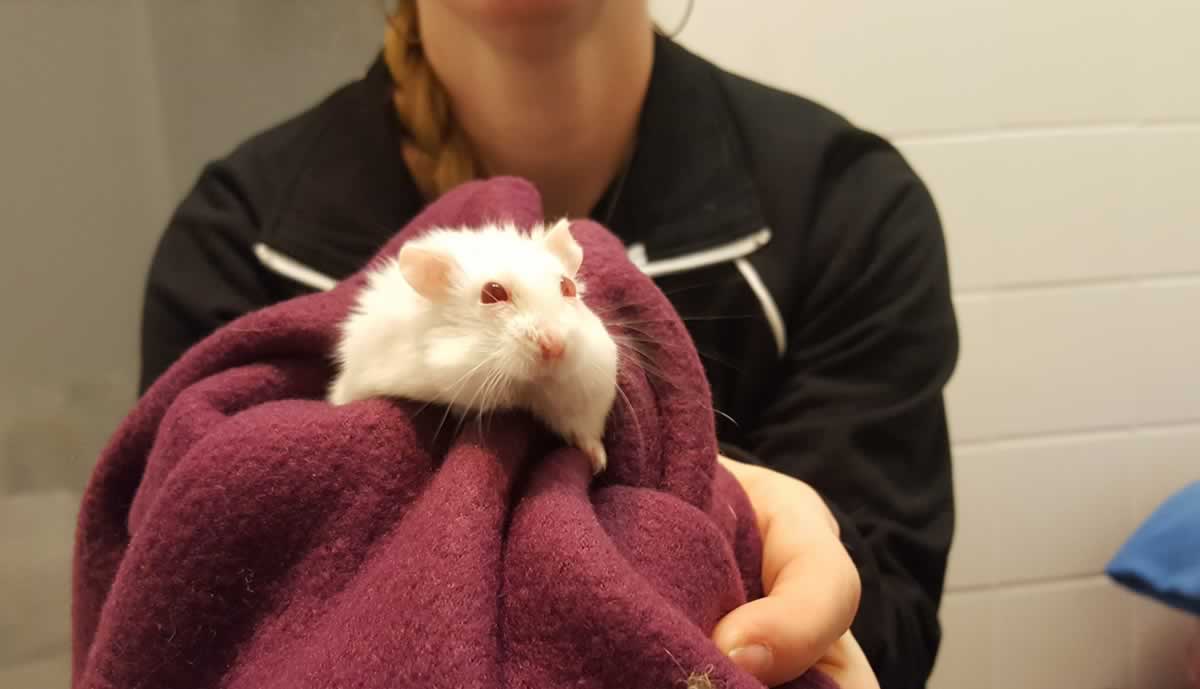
[71,176,839,689]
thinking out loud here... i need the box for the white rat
[328,218,619,474]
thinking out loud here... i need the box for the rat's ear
[542,218,583,277]
[397,244,458,299]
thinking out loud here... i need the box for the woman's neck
[418,3,654,219]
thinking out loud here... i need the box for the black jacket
[140,34,958,688]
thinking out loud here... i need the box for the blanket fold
[72,177,837,689]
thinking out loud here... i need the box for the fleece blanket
[71,177,837,689]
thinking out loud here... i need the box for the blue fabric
[1107,480,1200,616]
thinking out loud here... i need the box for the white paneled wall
[659,0,1199,687]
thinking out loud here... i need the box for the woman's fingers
[713,457,862,687]
[812,631,882,689]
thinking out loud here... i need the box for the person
[137,2,958,688]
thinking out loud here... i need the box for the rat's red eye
[480,282,509,304]
[560,276,577,298]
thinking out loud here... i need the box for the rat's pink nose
[537,333,565,361]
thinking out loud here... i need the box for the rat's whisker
[576,357,646,449]
[604,314,757,325]
[432,350,501,402]
[588,277,748,315]
[614,341,740,427]
[456,362,500,440]
[432,351,502,441]
[477,367,507,436]
[614,332,744,375]
[613,381,644,442]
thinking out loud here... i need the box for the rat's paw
[579,438,607,475]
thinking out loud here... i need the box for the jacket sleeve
[727,137,959,688]
[138,159,277,395]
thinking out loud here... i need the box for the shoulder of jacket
[717,67,855,140]
[196,71,372,227]
[709,65,931,228]
[712,66,915,182]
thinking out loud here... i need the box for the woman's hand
[809,630,881,689]
[714,456,872,688]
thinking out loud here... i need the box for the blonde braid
[383,1,480,200]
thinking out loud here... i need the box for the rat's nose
[537,333,565,362]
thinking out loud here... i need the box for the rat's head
[396,219,616,397]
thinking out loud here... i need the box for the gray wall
[145,1,382,197]
[0,2,385,683]
[1,1,167,497]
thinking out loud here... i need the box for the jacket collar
[263,33,767,280]
[261,56,425,279]
[611,33,768,263]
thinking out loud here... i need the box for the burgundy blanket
[72,177,837,689]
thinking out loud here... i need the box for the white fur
[328,220,618,474]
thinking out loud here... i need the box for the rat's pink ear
[542,218,583,277]
[397,244,458,299]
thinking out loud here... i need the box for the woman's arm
[139,159,278,395]
[725,138,959,688]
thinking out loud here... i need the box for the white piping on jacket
[626,227,772,278]
[734,258,787,356]
[628,228,785,356]
[253,243,337,292]
[253,225,787,355]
